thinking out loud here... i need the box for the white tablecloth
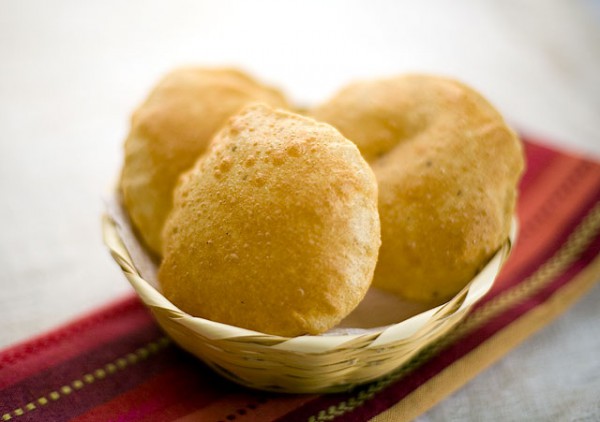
[1,1,599,420]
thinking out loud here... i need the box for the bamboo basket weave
[102,203,515,394]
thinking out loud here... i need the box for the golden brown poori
[311,75,524,304]
[159,104,381,336]
[120,67,288,255]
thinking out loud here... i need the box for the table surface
[1,1,599,420]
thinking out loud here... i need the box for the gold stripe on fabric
[1,337,170,421]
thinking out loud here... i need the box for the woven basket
[102,203,514,394]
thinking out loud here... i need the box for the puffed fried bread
[312,75,524,304]
[159,104,381,336]
[120,67,288,255]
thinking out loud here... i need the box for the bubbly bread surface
[312,75,524,304]
[159,104,381,336]
[120,67,288,255]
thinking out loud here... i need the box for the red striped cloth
[2,139,600,422]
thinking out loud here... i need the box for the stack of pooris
[159,104,381,337]
[120,67,288,255]
[311,74,524,304]
[119,68,524,337]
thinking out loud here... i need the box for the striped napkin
[1,139,599,422]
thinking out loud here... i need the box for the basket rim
[102,206,515,353]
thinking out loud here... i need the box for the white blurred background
[1,1,599,420]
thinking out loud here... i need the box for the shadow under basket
[102,212,515,394]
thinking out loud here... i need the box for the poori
[159,104,381,336]
[311,74,524,304]
[120,67,288,255]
